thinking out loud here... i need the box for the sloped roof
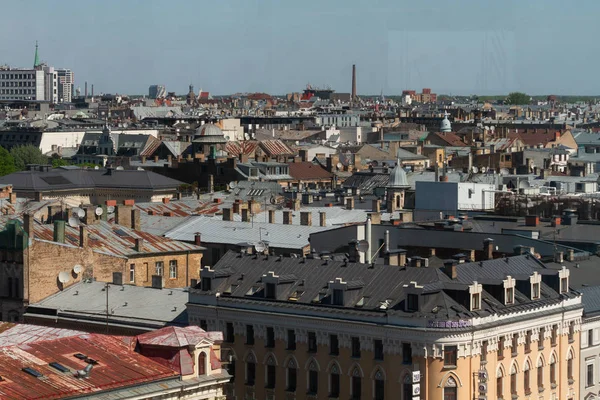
[226,140,259,156]
[288,162,332,180]
[427,132,468,147]
[137,326,222,347]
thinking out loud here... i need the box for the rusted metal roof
[0,333,177,399]
[32,219,203,257]
[0,323,83,347]
[134,199,220,217]
[259,139,294,156]
[225,141,259,156]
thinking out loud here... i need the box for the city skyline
[1,0,599,96]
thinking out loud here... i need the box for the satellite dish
[107,205,115,213]
[357,240,369,253]
[336,162,342,170]
[95,207,103,216]
[254,241,267,253]
[94,166,99,170]
[481,166,487,173]
[73,264,83,274]
[68,217,80,228]
[77,209,85,218]
[58,271,71,284]
[472,166,479,173]
[500,168,510,176]
[229,181,237,189]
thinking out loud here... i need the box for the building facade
[56,68,74,103]
[188,251,581,400]
[0,68,45,101]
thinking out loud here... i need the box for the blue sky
[1,0,597,96]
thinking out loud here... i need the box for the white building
[56,68,74,103]
[0,68,45,101]
[415,181,496,220]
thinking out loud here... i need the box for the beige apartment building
[188,251,581,400]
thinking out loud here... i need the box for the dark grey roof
[578,285,600,315]
[0,167,184,192]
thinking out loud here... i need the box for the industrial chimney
[85,81,88,98]
[351,64,357,102]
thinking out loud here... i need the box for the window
[444,386,457,400]
[560,277,568,293]
[287,361,297,392]
[498,336,505,360]
[471,292,480,310]
[551,325,558,346]
[351,337,361,358]
[532,282,540,299]
[510,369,517,395]
[538,327,545,350]
[332,288,344,305]
[402,343,412,364]
[246,325,254,345]
[481,340,488,363]
[309,369,318,393]
[155,261,163,276]
[308,331,317,353]
[550,358,556,384]
[587,363,594,387]
[200,319,207,330]
[497,371,503,398]
[374,375,384,400]
[267,365,276,389]
[403,374,412,400]
[567,353,574,380]
[524,363,531,394]
[589,329,594,347]
[406,293,419,311]
[265,282,276,299]
[287,329,296,350]
[568,322,574,343]
[266,327,275,348]
[444,346,457,367]
[129,264,135,282]
[330,367,340,398]
[525,330,532,353]
[330,334,339,355]
[246,360,256,386]
[169,260,177,278]
[511,335,518,357]
[225,322,234,343]
[537,360,544,390]
[351,374,361,400]
[505,287,514,304]
[198,352,206,375]
[201,277,211,291]
[374,339,384,361]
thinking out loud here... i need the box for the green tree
[0,146,16,176]
[506,92,531,105]
[51,157,70,168]
[10,145,48,171]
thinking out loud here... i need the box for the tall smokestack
[85,82,88,98]
[91,84,94,97]
[351,64,357,102]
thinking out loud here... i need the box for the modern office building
[149,84,166,99]
[56,68,74,102]
[189,251,581,400]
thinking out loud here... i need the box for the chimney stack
[53,220,65,244]
[85,81,88,98]
[194,233,201,246]
[223,208,233,221]
[131,209,141,230]
[79,225,88,248]
[444,260,458,280]
[351,64,357,102]
[241,208,250,222]
[345,197,355,210]
[484,238,495,260]
[134,238,144,252]
[372,199,381,213]
[23,213,34,239]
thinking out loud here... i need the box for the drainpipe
[366,216,372,262]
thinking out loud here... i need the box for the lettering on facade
[427,319,472,328]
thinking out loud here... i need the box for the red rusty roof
[135,200,221,217]
[0,333,177,399]
[225,141,259,156]
[259,140,294,156]
[288,162,333,180]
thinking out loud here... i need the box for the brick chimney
[241,208,250,222]
[53,220,66,244]
[372,199,381,213]
[134,238,144,252]
[131,209,141,230]
[23,213,34,239]
[484,238,495,260]
[300,211,312,226]
[115,205,133,227]
[79,225,88,248]
[8,192,16,205]
[443,260,458,280]
[194,233,201,246]
[345,197,355,210]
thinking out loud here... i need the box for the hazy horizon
[2,0,599,96]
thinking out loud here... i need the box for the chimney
[162,197,170,204]
[555,251,564,263]
[175,192,182,200]
[154,155,159,163]
[194,232,201,246]
[85,81,88,98]
[167,155,172,163]
[351,64,357,102]
[8,192,16,205]
[345,197,355,210]
[372,199,381,213]
[283,210,292,225]
[131,209,141,230]
[91,84,94,97]
[525,215,539,227]
[23,213,34,239]
[484,238,495,260]
[53,220,66,243]
[241,208,250,222]
[443,260,458,280]
[84,205,96,225]
[566,248,575,262]
[134,238,144,252]
[208,174,214,194]
[411,257,423,268]
[268,210,275,224]
[300,211,312,226]
[79,226,88,248]
[223,208,233,221]
[319,211,326,227]
[115,205,132,227]
[141,156,146,164]
[292,199,301,211]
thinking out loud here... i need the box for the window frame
[443,346,458,367]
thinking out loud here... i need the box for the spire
[33,41,40,69]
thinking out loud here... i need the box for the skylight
[49,362,70,373]
[22,367,43,378]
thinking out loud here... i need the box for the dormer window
[407,294,419,311]
[265,283,276,299]
[506,288,514,304]
[504,275,516,305]
[469,281,483,311]
[262,271,279,299]
[201,277,212,291]
[530,272,541,300]
[333,289,344,306]
[559,266,570,294]
[328,278,348,306]
[200,266,215,291]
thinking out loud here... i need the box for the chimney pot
[194,233,201,246]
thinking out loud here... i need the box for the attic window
[407,294,419,312]
[471,293,481,311]
[506,287,514,304]
[332,289,344,306]
[265,283,276,299]
[560,277,568,294]
[532,283,540,300]
[201,277,212,291]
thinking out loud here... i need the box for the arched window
[351,365,363,400]
[374,368,385,400]
[286,357,298,392]
[307,359,319,395]
[496,366,504,398]
[245,352,256,386]
[265,354,277,389]
[523,360,531,394]
[510,363,518,395]
[198,352,206,376]
[329,363,341,398]
[549,353,557,385]
[444,376,457,400]
[402,373,412,400]
[567,348,574,380]
[537,357,544,390]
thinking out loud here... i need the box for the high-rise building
[149,84,166,99]
[56,68,74,103]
